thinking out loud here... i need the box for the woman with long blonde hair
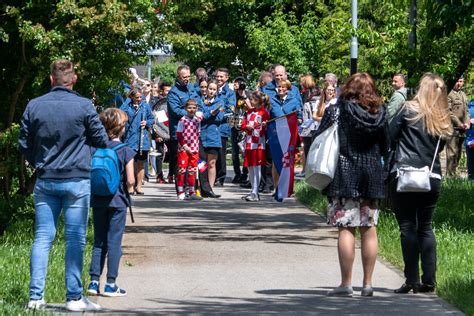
[389,73,452,294]
[313,82,337,124]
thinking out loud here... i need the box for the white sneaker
[178,193,186,200]
[27,298,46,309]
[65,296,101,312]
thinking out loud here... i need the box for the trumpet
[138,108,145,156]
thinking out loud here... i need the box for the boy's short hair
[184,99,198,108]
[159,81,172,90]
[100,108,128,139]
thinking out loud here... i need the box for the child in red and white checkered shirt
[176,99,203,200]
[241,91,270,202]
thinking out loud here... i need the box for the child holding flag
[241,91,270,201]
[176,99,203,200]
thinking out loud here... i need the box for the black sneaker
[232,175,242,184]
[240,181,251,189]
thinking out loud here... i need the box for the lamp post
[350,0,358,75]
[146,48,161,81]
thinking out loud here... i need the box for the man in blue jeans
[19,59,108,312]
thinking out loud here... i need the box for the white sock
[248,167,256,195]
[253,166,261,196]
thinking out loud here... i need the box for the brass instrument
[138,107,145,155]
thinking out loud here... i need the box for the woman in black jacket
[315,73,387,297]
[389,73,452,294]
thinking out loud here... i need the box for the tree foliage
[0,0,163,130]
[161,0,472,92]
[0,0,164,212]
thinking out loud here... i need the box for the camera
[238,82,246,91]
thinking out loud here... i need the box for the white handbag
[305,120,339,190]
[396,138,441,192]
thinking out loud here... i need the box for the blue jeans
[89,207,127,284]
[29,178,90,301]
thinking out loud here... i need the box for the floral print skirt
[327,197,379,227]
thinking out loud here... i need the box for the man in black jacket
[19,59,108,312]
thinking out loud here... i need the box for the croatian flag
[198,159,208,173]
[155,110,169,126]
[267,112,299,202]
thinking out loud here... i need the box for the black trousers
[231,128,247,178]
[198,143,212,194]
[168,139,178,181]
[216,137,228,184]
[390,177,439,286]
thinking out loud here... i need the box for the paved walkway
[90,174,462,315]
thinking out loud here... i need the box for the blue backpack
[91,144,126,196]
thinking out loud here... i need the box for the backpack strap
[111,143,126,151]
[395,90,407,101]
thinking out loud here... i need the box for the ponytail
[250,91,271,110]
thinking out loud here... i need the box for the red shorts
[177,151,199,170]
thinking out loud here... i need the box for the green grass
[294,180,474,316]
[0,213,94,312]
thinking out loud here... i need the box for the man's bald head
[274,65,287,84]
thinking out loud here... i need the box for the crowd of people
[19,58,471,311]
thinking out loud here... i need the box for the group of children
[87,88,272,297]
[176,90,271,201]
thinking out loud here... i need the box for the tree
[161,0,472,92]
[0,0,164,220]
[0,0,164,130]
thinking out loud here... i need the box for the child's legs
[187,153,199,194]
[207,152,218,189]
[89,207,110,281]
[253,166,261,195]
[177,151,190,194]
[106,208,127,284]
[248,166,256,194]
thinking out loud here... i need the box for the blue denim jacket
[217,83,236,139]
[167,79,203,140]
[120,99,154,151]
[269,93,303,120]
[200,98,226,148]
[262,80,302,103]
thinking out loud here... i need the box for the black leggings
[390,177,440,286]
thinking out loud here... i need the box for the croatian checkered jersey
[176,113,203,153]
[242,108,269,150]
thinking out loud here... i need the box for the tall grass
[294,179,474,316]
[0,213,94,312]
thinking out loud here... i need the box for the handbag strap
[429,137,441,173]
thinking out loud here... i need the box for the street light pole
[350,0,358,75]
[408,0,417,49]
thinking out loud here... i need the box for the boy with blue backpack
[88,108,135,297]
